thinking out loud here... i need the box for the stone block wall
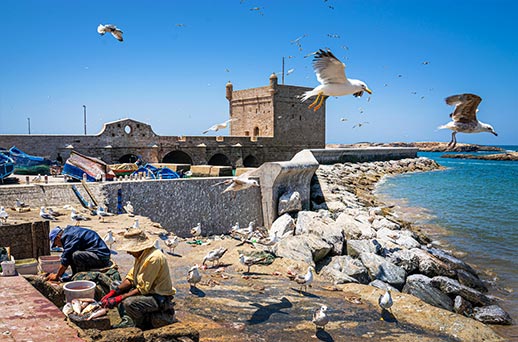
[0,221,50,259]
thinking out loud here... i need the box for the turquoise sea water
[375,146,518,335]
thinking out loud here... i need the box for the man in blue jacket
[46,225,111,282]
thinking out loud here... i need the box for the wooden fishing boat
[62,151,115,182]
[109,163,139,177]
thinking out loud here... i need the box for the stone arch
[119,154,139,163]
[162,150,193,165]
[243,155,259,167]
[208,153,232,166]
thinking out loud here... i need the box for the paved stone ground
[0,275,84,341]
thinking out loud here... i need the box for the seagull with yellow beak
[301,49,372,112]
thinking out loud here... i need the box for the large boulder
[376,228,420,249]
[336,212,376,239]
[411,249,456,278]
[321,255,370,284]
[403,274,453,311]
[346,239,382,258]
[424,247,478,275]
[359,252,407,289]
[389,249,420,274]
[269,214,296,239]
[273,234,332,266]
[278,191,302,216]
[295,211,344,255]
[472,305,512,325]
[431,276,495,306]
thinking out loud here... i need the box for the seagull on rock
[301,49,372,112]
[312,305,330,330]
[202,118,237,134]
[439,93,497,148]
[202,247,228,268]
[0,207,8,224]
[97,24,123,42]
[103,229,115,250]
[40,207,57,221]
[187,264,202,288]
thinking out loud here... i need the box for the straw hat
[118,229,156,253]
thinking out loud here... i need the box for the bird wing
[313,49,347,85]
[445,93,482,123]
[111,30,123,41]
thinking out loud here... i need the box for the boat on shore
[109,163,139,177]
[0,152,15,181]
[62,151,115,182]
[8,146,53,175]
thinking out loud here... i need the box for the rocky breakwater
[268,157,511,336]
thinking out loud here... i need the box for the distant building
[0,74,326,167]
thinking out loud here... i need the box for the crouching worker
[101,229,176,329]
[46,226,111,282]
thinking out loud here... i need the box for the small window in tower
[299,115,302,120]
[245,131,250,136]
[254,127,260,136]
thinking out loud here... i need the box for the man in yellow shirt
[101,229,176,329]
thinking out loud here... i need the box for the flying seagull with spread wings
[202,118,237,134]
[439,93,497,148]
[97,24,124,42]
[301,49,372,112]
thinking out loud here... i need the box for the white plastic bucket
[63,280,96,303]
[0,258,16,276]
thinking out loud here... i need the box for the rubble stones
[472,305,513,325]
[278,191,302,216]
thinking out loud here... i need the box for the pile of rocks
[268,157,512,325]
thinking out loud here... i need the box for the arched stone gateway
[162,150,193,165]
[119,154,140,163]
[243,155,259,167]
[208,153,231,166]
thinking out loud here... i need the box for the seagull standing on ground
[439,93,497,148]
[239,253,266,274]
[164,236,180,254]
[123,201,134,216]
[312,305,330,330]
[103,229,115,250]
[301,49,372,112]
[379,289,393,316]
[187,265,202,288]
[40,207,57,221]
[15,199,28,208]
[97,24,123,42]
[0,207,8,224]
[293,266,314,293]
[98,207,114,222]
[202,118,237,134]
[202,247,228,267]
[71,209,89,225]
[191,223,202,238]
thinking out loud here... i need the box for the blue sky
[1,0,517,145]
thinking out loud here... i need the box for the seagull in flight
[202,118,237,134]
[212,169,260,196]
[301,49,372,112]
[439,93,497,148]
[97,24,123,42]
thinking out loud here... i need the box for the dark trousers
[70,251,110,274]
[122,294,174,328]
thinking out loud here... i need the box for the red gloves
[101,289,116,303]
[102,295,123,309]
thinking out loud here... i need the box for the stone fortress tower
[0,74,326,168]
